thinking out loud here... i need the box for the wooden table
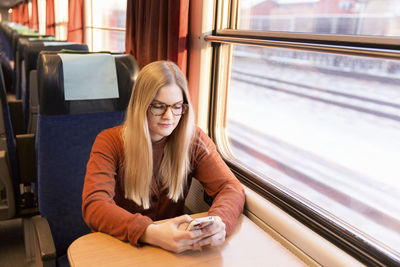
[68,213,307,266]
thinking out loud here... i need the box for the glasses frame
[149,103,188,116]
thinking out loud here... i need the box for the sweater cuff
[127,216,154,246]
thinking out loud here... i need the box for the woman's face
[147,84,184,142]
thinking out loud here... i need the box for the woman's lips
[159,123,172,128]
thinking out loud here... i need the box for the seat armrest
[15,134,36,183]
[31,215,57,264]
[8,99,25,135]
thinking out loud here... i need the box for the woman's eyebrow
[152,100,184,104]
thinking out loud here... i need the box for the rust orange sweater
[82,125,245,246]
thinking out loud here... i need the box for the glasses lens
[172,104,185,115]
[150,103,187,116]
[150,104,167,115]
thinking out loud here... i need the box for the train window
[226,42,400,255]
[27,0,32,22]
[239,0,400,37]
[54,0,68,40]
[84,0,126,52]
[37,0,46,35]
[207,0,400,265]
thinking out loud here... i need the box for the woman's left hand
[193,216,226,248]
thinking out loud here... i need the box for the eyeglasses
[149,102,188,116]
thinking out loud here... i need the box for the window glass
[226,44,400,254]
[28,0,32,21]
[91,29,125,52]
[37,0,46,35]
[54,0,68,40]
[239,0,400,37]
[91,0,126,29]
[85,0,126,52]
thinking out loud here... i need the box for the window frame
[207,1,400,266]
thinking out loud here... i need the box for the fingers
[173,214,193,225]
[200,216,225,237]
[165,215,226,253]
[171,215,204,241]
[195,229,226,247]
[173,229,201,242]
[194,216,226,247]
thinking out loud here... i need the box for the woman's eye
[173,105,183,110]
[153,105,165,109]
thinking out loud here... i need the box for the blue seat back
[36,51,139,258]
[23,41,88,133]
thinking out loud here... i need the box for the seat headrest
[37,52,139,115]
[24,42,88,74]
[13,34,42,52]
[17,36,55,60]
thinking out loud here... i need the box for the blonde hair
[122,61,195,209]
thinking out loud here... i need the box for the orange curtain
[46,0,55,35]
[125,0,190,75]
[22,1,30,26]
[30,0,39,31]
[68,0,84,43]
[18,4,24,24]
[11,5,20,23]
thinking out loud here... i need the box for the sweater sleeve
[192,128,245,235]
[82,128,153,246]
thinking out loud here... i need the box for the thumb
[173,214,193,225]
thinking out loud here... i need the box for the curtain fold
[46,0,55,36]
[11,5,20,23]
[30,0,39,31]
[18,4,24,24]
[125,0,190,75]
[22,1,29,26]
[67,0,84,43]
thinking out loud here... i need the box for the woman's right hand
[139,214,204,253]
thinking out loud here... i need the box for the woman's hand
[194,216,226,248]
[139,214,204,253]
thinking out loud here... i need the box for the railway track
[231,69,400,123]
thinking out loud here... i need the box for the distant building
[240,0,399,36]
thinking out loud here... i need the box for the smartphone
[186,216,214,231]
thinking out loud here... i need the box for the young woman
[82,60,245,253]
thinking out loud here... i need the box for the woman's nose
[161,106,174,119]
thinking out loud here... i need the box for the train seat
[0,67,16,220]
[15,37,57,131]
[11,33,42,97]
[0,51,14,93]
[0,57,39,219]
[29,51,139,267]
[23,41,88,134]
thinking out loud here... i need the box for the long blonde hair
[122,61,195,209]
